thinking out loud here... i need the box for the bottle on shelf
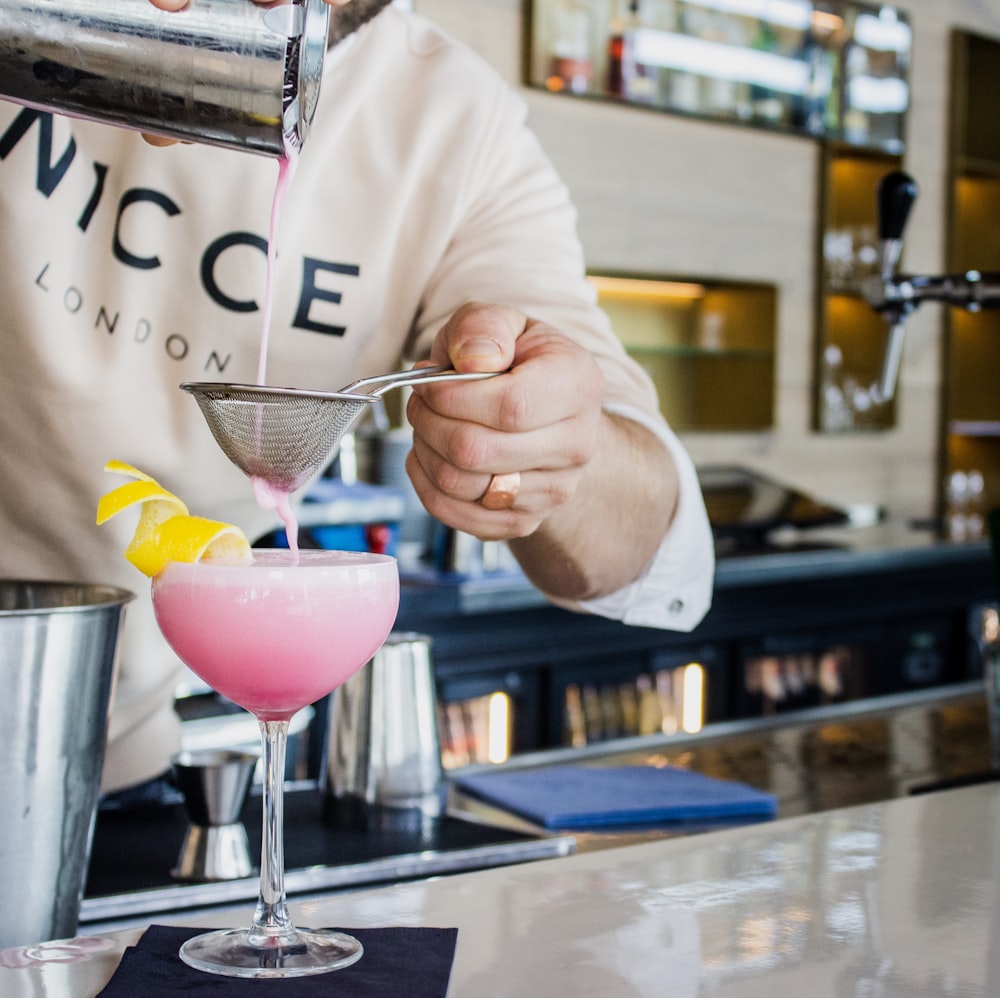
[841,39,872,145]
[749,17,786,125]
[671,0,707,113]
[791,26,836,136]
[546,0,594,95]
[944,469,986,542]
[641,0,679,109]
[708,7,754,119]
[606,0,657,104]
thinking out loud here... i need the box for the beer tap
[862,170,1000,401]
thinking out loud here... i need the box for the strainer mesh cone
[182,383,375,494]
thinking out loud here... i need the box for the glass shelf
[949,422,1000,438]
[627,345,774,360]
[590,272,776,432]
[956,156,1000,181]
[526,0,910,151]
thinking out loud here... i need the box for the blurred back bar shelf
[528,1,911,436]
[396,528,995,770]
[942,30,1000,524]
[588,273,776,431]
[526,0,910,150]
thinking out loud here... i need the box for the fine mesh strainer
[181,365,500,494]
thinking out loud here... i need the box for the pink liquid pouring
[256,152,297,389]
[251,151,302,555]
[152,550,399,720]
[252,475,301,554]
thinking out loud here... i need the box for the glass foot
[179,926,363,979]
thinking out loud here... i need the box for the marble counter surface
[3,778,999,996]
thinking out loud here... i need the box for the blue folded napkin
[97,924,458,996]
[453,764,777,829]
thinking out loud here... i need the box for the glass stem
[249,718,295,945]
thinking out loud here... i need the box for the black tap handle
[877,170,919,241]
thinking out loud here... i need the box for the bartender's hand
[405,303,680,601]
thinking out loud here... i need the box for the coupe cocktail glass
[152,548,399,978]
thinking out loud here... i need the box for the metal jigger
[170,749,258,882]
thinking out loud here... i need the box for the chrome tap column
[862,170,1000,400]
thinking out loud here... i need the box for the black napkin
[98,924,458,997]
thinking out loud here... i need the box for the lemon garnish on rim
[97,460,251,577]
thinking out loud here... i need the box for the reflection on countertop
[9,770,1000,996]
[450,683,996,851]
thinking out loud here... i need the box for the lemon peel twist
[97,459,252,577]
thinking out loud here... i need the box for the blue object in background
[452,764,778,830]
[254,480,406,556]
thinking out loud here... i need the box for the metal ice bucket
[0,580,133,948]
[325,633,445,819]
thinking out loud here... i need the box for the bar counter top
[450,682,998,843]
[5,685,999,996]
[5,761,1000,995]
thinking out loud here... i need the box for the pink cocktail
[154,550,398,720]
[152,549,399,978]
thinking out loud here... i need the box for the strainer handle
[341,365,503,397]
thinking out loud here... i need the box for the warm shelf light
[680,663,705,734]
[486,692,511,764]
[588,275,706,300]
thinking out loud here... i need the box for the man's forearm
[508,412,679,601]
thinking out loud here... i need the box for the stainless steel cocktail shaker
[325,633,446,820]
[0,0,331,156]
